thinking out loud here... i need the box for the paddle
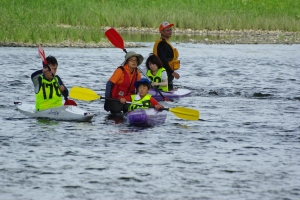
[38,45,77,106]
[69,86,199,120]
[105,28,127,53]
[105,28,169,101]
[69,86,105,101]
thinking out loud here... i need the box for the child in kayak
[145,53,168,92]
[31,56,69,111]
[119,78,164,111]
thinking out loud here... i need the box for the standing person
[31,56,68,111]
[153,21,180,91]
[119,78,164,111]
[104,51,144,114]
[145,53,168,92]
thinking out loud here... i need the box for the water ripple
[0,45,300,200]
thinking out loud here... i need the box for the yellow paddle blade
[70,86,101,101]
[168,107,200,121]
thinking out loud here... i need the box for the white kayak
[14,102,93,122]
[149,88,192,101]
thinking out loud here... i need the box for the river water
[1,43,300,200]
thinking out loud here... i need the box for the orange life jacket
[153,38,180,70]
[111,66,138,98]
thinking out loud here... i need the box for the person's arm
[159,79,168,87]
[160,70,168,86]
[150,97,164,110]
[56,76,68,97]
[31,69,43,94]
[105,81,114,98]
[109,68,123,84]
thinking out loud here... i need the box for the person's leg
[104,100,123,113]
[168,75,174,91]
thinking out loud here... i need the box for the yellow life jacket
[146,68,168,92]
[129,94,152,111]
[36,75,63,111]
[153,38,180,70]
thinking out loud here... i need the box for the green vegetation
[1,0,299,44]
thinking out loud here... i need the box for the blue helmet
[134,77,151,89]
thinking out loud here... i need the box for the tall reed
[1,0,299,44]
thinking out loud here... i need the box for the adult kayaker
[153,21,180,91]
[145,53,168,92]
[31,56,68,111]
[119,78,164,111]
[104,51,143,114]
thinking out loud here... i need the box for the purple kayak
[149,88,192,101]
[125,108,167,127]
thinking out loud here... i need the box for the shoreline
[1,28,299,48]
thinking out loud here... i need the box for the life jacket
[146,68,168,92]
[111,66,138,99]
[153,38,180,70]
[36,75,62,111]
[128,94,151,111]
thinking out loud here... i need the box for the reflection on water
[115,31,227,42]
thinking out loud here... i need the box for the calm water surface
[1,43,300,200]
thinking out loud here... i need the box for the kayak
[124,108,167,127]
[14,102,93,122]
[149,88,192,101]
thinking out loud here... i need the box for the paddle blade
[38,45,48,65]
[168,107,200,121]
[70,86,101,101]
[105,28,125,50]
[64,99,77,106]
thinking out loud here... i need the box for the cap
[159,22,174,32]
[134,78,151,88]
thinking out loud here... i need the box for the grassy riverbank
[1,0,300,45]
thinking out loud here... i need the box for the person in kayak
[31,56,68,111]
[153,21,180,91]
[145,53,168,92]
[119,78,164,111]
[104,51,143,114]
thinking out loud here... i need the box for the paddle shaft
[101,96,148,106]
[102,96,198,120]
[50,68,68,100]
[70,86,199,120]
[38,45,76,105]
[38,46,67,99]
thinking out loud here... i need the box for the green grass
[1,0,299,44]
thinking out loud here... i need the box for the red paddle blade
[38,45,48,65]
[64,99,77,106]
[105,28,125,50]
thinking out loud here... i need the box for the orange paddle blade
[105,28,126,52]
